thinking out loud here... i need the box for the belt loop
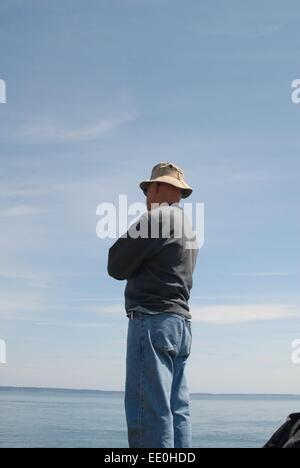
[130,311,134,319]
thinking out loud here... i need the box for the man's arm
[107,212,166,280]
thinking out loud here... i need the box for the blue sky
[0,0,300,393]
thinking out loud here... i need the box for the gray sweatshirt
[107,203,198,319]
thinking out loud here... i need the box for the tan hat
[139,162,193,199]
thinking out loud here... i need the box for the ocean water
[0,388,300,448]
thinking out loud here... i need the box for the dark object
[264,413,300,448]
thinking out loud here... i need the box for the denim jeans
[124,311,192,448]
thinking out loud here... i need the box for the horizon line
[1,386,300,397]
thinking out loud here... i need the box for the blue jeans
[124,311,192,448]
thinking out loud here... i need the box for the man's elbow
[107,258,127,281]
[108,267,126,281]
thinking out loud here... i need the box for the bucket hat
[139,162,193,198]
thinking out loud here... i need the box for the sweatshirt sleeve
[107,212,167,281]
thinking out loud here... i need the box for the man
[107,162,199,448]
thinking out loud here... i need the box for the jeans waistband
[127,310,191,322]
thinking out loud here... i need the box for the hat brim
[139,176,193,199]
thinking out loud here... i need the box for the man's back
[124,204,198,319]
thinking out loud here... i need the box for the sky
[0,0,300,393]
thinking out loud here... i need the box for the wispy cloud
[232,272,293,277]
[34,321,113,328]
[0,205,48,217]
[0,295,46,320]
[12,111,138,143]
[93,304,124,315]
[230,172,271,183]
[198,23,283,39]
[203,272,293,277]
[77,302,300,325]
[0,270,51,289]
[0,179,108,198]
[0,187,47,197]
[192,303,299,324]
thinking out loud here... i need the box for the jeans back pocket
[151,314,183,356]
